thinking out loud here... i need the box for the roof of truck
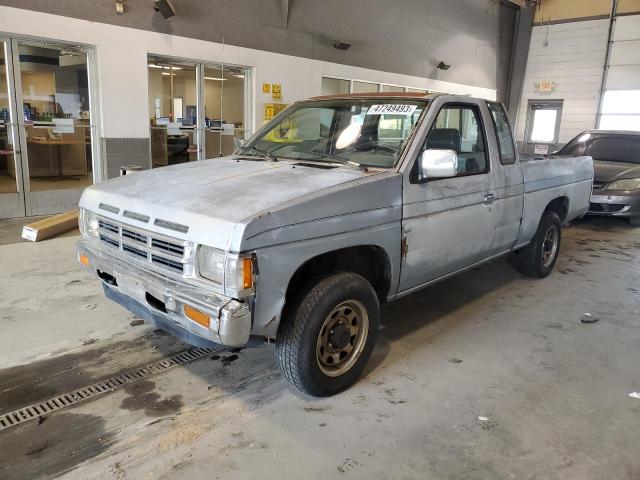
[309,92,438,101]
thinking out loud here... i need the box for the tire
[516,211,562,278]
[275,272,379,397]
[629,217,640,226]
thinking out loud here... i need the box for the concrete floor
[0,217,639,479]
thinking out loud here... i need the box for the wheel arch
[282,244,393,314]
[543,196,570,224]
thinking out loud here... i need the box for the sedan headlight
[608,178,640,191]
[197,246,254,296]
[81,209,100,238]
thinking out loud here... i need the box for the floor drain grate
[0,346,220,432]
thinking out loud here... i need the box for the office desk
[27,138,88,178]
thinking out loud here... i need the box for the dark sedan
[558,130,640,225]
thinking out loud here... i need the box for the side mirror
[419,149,458,179]
[233,137,245,151]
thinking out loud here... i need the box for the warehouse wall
[514,18,609,145]
[0,0,499,91]
[0,5,497,179]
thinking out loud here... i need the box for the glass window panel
[598,114,640,131]
[352,81,379,93]
[529,109,558,142]
[601,90,640,114]
[20,44,93,192]
[407,88,428,93]
[0,41,18,194]
[488,102,516,165]
[148,57,197,167]
[204,65,246,157]
[321,77,349,96]
[381,85,404,92]
[426,105,488,176]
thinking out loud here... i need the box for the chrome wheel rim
[542,225,559,268]
[316,300,369,377]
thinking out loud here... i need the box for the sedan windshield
[241,99,427,168]
[559,133,640,164]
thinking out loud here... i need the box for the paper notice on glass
[222,123,235,136]
[534,144,549,155]
[367,104,417,115]
[52,118,74,134]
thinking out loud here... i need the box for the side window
[488,102,516,165]
[423,104,488,176]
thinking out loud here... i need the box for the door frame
[1,35,102,218]
[146,52,254,163]
[0,37,27,218]
[523,99,563,154]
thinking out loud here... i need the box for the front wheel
[275,272,379,397]
[516,211,562,278]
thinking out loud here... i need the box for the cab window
[422,104,488,176]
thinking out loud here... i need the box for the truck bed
[515,155,593,248]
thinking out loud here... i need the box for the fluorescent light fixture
[205,76,225,81]
[232,74,245,78]
[148,64,182,70]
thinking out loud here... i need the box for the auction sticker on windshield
[367,104,417,115]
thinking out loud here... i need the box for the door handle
[483,193,495,205]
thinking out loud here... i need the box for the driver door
[398,99,498,293]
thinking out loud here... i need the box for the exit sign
[535,81,556,93]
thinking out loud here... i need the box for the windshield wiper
[307,151,368,172]
[236,146,278,162]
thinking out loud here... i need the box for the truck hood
[80,157,372,250]
[593,160,640,183]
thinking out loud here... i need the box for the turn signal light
[242,257,253,290]
[184,304,210,328]
[78,253,90,267]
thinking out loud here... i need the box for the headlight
[608,178,640,191]
[81,209,100,238]
[197,246,226,284]
[197,246,254,295]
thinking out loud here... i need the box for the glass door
[0,39,26,218]
[147,57,198,168]
[13,39,95,216]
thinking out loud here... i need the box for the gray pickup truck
[77,93,593,396]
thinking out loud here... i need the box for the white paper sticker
[367,104,417,115]
[534,144,549,155]
[52,118,74,134]
[22,226,38,242]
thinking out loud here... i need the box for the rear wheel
[275,272,379,397]
[516,211,562,278]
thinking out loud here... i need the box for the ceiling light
[205,77,226,81]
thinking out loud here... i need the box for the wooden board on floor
[21,209,80,242]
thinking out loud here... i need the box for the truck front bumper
[77,240,252,348]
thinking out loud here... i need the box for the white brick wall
[515,19,609,144]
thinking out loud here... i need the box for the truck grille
[97,218,191,274]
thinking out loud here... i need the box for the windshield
[242,99,427,168]
[559,132,640,164]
